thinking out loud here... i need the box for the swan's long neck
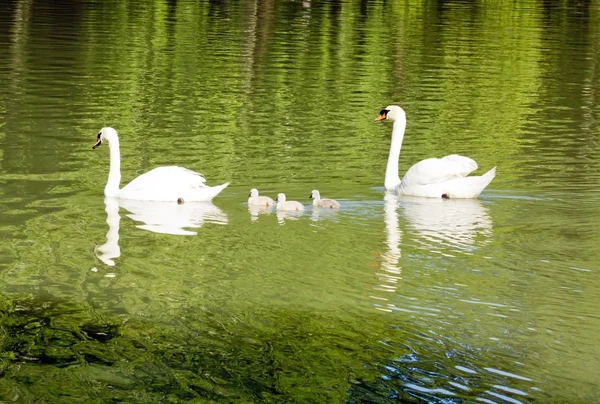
[105,137,121,197]
[385,118,405,191]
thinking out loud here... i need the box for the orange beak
[375,114,386,121]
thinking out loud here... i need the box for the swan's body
[248,188,275,207]
[275,193,304,211]
[309,190,340,209]
[93,127,229,202]
[377,105,495,199]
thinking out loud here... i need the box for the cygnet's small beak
[309,194,313,199]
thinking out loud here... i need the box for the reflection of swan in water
[397,196,492,252]
[95,198,228,265]
[371,192,402,312]
[373,194,403,299]
[119,198,227,236]
[248,204,273,223]
[373,194,492,309]
[95,198,121,266]
[382,193,402,274]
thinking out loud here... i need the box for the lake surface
[1,0,599,402]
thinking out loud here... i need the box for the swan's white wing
[401,154,478,186]
[120,166,208,200]
[124,166,206,190]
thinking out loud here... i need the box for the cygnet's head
[276,193,286,203]
[249,188,259,197]
[309,190,320,199]
[92,127,118,149]
[375,105,405,122]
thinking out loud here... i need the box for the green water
[1,0,599,402]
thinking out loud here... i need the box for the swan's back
[120,166,228,202]
[401,155,478,187]
[398,166,496,199]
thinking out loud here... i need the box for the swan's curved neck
[105,137,121,197]
[385,118,405,191]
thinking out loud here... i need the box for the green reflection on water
[1,0,600,402]
[0,295,390,402]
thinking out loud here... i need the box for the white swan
[248,188,275,207]
[92,127,229,201]
[309,190,341,209]
[376,106,496,199]
[275,193,304,211]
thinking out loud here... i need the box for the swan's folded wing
[122,166,207,194]
[401,155,478,186]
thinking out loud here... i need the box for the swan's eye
[379,109,389,117]
[97,132,102,139]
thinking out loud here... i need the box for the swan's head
[249,188,259,197]
[375,105,405,122]
[92,127,118,149]
[276,193,286,203]
[309,190,320,199]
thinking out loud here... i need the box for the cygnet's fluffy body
[309,190,340,209]
[276,193,304,211]
[248,188,275,207]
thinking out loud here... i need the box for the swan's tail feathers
[207,182,230,200]
[474,166,496,197]
[483,166,496,183]
[449,166,496,199]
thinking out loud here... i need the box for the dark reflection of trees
[392,0,483,111]
[0,296,120,368]
[0,295,384,402]
[532,0,596,173]
[237,0,275,125]
[359,0,376,16]
[254,0,276,67]
[208,0,229,19]
[328,0,342,65]
[1,1,85,179]
[165,0,177,49]
[0,1,17,41]
[541,0,591,20]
